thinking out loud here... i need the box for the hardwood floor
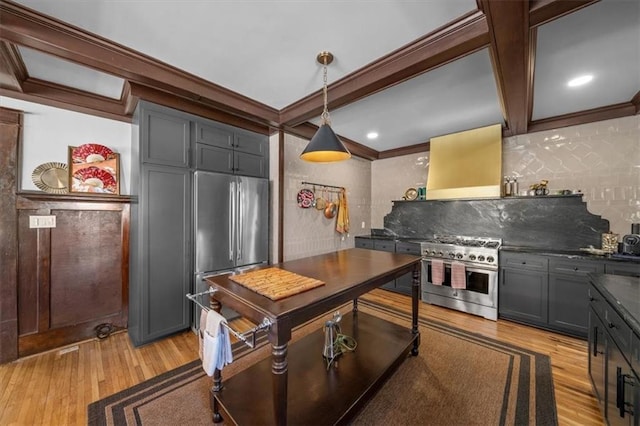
[0,289,603,425]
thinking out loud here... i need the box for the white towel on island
[431,259,444,285]
[198,308,208,360]
[202,310,233,376]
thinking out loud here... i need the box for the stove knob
[448,252,455,258]
[456,253,463,259]
[438,251,444,257]
[477,255,485,262]
[469,254,476,260]
[431,250,437,256]
[486,256,495,263]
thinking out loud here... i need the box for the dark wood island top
[205,248,422,425]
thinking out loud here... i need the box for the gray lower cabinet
[354,238,418,295]
[548,258,604,336]
[499,251,635,338]
[130,102,193,346]
[499,252,548,326]
[589,283,638,426]
[606,262,640,278]
[373,240,396,290]
[394,241,421,294]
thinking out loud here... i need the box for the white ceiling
[5,0,640,153]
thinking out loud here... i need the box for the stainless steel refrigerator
[193,171,269,327]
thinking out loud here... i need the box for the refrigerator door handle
[229,181,235,262]
[237,180,243,262]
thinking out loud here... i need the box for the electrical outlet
[361,221,365,229]
[29,215,56,228]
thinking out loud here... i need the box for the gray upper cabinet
[194,120,268,178]
[141,107,190,167]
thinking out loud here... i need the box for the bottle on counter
[511,177,518,196]
[503,176,512,196]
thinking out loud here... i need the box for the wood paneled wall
[0,107,21,363]
[15,192,131,358]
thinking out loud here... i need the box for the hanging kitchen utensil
[297,188,315,208]
[336,188,349,234]
[324,191,337,218]
[315,188,327,210]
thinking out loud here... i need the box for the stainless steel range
[420,235,502,321]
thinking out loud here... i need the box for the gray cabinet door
[194,121,233,149]
[235,130,267,156]
[195,143,234,174]
[499,268,548,324]
[235,151,266,178]
[132,165,191,345]
[607,340,636,426]
[589,307,607,415]
[142,108,190,167]
[548,273,589,337]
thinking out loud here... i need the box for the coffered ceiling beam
[482,0,530,137]
[0,1,280,126]
[378,142,431,160]
[279,10,490,127]
[529,0,599,27]
[1,78,130,122]
[127,82,271,135]
[528,102,636,134]
[631,90,640,115]
[0,41,26,91]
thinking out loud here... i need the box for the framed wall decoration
[68,143,120,195]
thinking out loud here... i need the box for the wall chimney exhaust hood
[426,124,502,200]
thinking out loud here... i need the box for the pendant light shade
[300,51,351,163]
[300,124,351,162]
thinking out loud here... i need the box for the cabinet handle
[574,267,579,271]
[616,368,635,418]
[521,261,526,264]
[592,327,598,357]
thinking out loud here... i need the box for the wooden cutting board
[229,267,325,301]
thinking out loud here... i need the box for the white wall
[0,97,132,194]
[282,133,372,260]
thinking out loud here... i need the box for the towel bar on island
[186,287,272,349]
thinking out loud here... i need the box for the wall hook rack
[301,181,345,191]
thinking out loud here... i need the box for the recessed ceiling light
[567,74,593,88]
[367,132,379,140]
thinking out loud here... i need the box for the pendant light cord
[321,58,331,125]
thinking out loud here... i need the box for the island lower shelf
[213,310,418,425]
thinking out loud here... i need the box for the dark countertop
[589,273,640,337]
[357,236,640,264]
[501,245,640,264]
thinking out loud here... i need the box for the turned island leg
[411,264,421,356]
[271,342,289,425]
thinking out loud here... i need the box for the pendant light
[300,51,351,162]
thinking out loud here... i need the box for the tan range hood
[426,124,502,200]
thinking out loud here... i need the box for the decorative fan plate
[72,166,117,192]
[71,143,115,163]
[31,162,68,194]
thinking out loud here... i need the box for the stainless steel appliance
[420,235,501,321]
[622,234,640,255]
[193,171,269,327]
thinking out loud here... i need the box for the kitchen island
[205,248,421,425]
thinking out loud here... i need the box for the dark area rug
[88,301,557,425]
